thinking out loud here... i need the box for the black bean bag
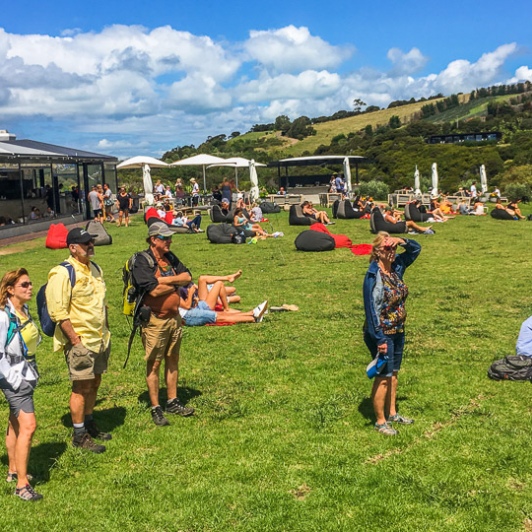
[369,207,407,234]
[490,209,516,220]
[209,205,234,223]
[289,204,316,226]
[207,223,239,244]
[334,199,366,219]
[408,203,431,222]
[260,201,281,214]
[294,230,336,251]
[85,220,112,246]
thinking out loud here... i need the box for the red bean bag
[144,207,163,223]
[309,223,353,248]
[351,244,373,255]
[45,223,68,249]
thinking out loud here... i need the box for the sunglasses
[382,245,396,252]
[155,235,172,241]
[17,281,33,288]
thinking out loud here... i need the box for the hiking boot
[166,398,195,417]
[72,431,106,453]
[85,420,112,441]
[15,484,43,501]
[151,405,170,426]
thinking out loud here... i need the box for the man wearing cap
[45,228,111,453]
[131,221,194,426]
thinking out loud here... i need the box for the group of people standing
[0,222,201,500]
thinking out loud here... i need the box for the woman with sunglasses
[363,232,421,436]
[0,269,42,500]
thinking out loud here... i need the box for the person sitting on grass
[507,199,525,220]
[383,206,434,234]
[180,271,244,313]
[411,199,445,222]
[233,208,270,237]
[472,199,487,216]
[172,210,204,233]
[301,201,332,225]
[430,197,454,221]
[179,274,267,326]
[249,202,263,223]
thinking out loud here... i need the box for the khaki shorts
[141,314,183,362]
[64,341,110,381]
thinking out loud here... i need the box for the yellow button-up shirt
[46,256,110,353]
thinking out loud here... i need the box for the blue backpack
[36,261,101,337]
[36,262,76,337]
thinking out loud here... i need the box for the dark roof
[269,155,366,168]
[0,139,117,163]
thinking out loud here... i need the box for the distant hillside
[229,90,529,158]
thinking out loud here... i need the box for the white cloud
[244,25,353,74]
[430,43,518,94]
[387,47,428,75]
[509,65,532,83]
[237,70,341,102]
[0,22,527,156]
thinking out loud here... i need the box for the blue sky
[1,0,531,158]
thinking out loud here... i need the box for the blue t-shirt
[516,316,532,356]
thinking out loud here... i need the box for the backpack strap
[3,304,30,359]
[123,251,154,369]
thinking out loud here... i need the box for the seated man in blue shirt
[516,316,532,356]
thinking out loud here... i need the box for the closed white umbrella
[343,157,352,195]
[170,154,226,192]
[431,163,439,197]
[117,156,169,205]
[249,159,260,202]
[414,165,421,195]
[480,164,488,193]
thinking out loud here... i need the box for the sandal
[374,422,397,436]
[388,414,414,425]
[6,472,33,483]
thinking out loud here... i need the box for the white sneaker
[253,300,268,322]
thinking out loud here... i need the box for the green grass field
[2,207,532,531]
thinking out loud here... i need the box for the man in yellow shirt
[46,228,110,453]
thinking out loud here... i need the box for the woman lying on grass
[178,272,268,326]
[363,232,421,436]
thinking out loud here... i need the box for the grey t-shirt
[88,190,101,210]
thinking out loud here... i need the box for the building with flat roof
[0,130,117,237]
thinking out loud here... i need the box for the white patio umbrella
[431,162,439,197]
[208,157,266,189]
[117,156,169,205]
[170,154,226,192]
[480,164,488,193]
[249,159,260,202]
[414,165,421,195]
[343,157,352,194]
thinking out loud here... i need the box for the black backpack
[487,355,532,381]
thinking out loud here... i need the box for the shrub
[358,179,390,200]
[503,182,531,201]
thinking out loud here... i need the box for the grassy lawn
[2,207,532,531]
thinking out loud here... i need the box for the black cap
[67,228,95,245]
